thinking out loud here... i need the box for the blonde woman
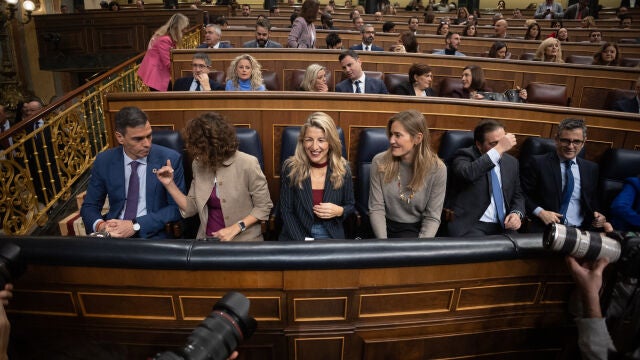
[279,112,355,241]
[225,54,266,91]
[138,13,190,91]
[300,64,329,92]
[534,37,564,63]
[369,110,446,238]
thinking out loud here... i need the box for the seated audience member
[350,24,384,51]
[534,37,564,63]
[497,0,505,10]
[521,118,606,232]
[335,50,388,94]
[391,31,418,53]
[81,107,185,239]
[320,13,336,30]
[550,19,563,28]
[619,15,632,29]
[349,9,360,20]
[241,4,251,16]
[525,23,542,40]
[455,7,470,24]
[588,30,603,43]
[191,0,202,8]
[136,0,144,9]
[100,0,109,9]
[395,63,436,96]
[612,76,640,113]
[172,53,224,91]
[269,6,280,16]
[433,32,465,56]
[491,19,509,38]
[492,12,504,25]
[109,1,120,10]
[352,16,365,31]
[279,112,355,241]
[243,19,283,48]
[288,0,319,48]
[535,0,564,19]
[592,42,621,66]
[511,8,523,19]
[139,13,189,91]
[382,21,396,33]
[156,113,272,241]
[369,110,446,238]
[288,13,297,28]
[211,16,229,28]
[447,123,525,237]
[198,24,232,49]
[300,64,329,92]
[610,174,640,231]
[408,16,420,34]
[555,27,569,41]
[0,105,12,151]
[225,54,266,91]
[564,0,589,19]
[488,41,509,59]
[452,65,488,99]
[326,32,343,49]
[374,11,383,21]
[463,23,477,37]
[437,21,450,36]
[581,16,596,28]
[324,3,334,14]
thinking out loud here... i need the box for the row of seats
[151,126,640,239]
[194,69,634,109]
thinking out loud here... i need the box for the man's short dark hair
[256,18,271,30]
[361,23,374,34]
[408,16,418,24]
[557,118,587,138]
[326,32,342,48]
[339,49,359,62]
[382,21,396,32]
[474,119,504,144]
[193,52,212,67]
[445,31,458,41]
[115,107,148,135]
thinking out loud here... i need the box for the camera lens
[543,223,622,262]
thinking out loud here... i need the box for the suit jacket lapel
[145,147,162,211]
[302,177,315,217]
[550,152,563,204]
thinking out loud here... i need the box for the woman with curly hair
[225,54,266,91]
[592,42,621,66]
[488,41,509,59]
[279,112,355,241]
[155,112,273,241]
[524,22,541,40]
[138,13,189,91]
[534,37,564,63]
[369,110,446,238]
[300,64,329,92]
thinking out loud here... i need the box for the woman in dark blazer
[395,63,436,97]
[279,112,354,240]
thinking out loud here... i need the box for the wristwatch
[237,221,246,233]
[132,219,141,232]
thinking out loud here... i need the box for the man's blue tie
[491,168,505,227]
[123,161,140,220]
[354,80,362,93]
[559,160,574,224]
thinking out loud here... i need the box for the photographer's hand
[566,256,608,318]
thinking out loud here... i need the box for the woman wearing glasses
[369,110,446,238]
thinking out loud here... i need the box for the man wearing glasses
[349,25,383,51]
[521,118,606,232]
[171,53,224,91]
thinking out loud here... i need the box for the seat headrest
[236,128,265,170]
[357,128,388,163]
[438,130,473,165]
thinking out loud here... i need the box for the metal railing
[0,28,201,235]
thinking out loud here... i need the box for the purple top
[206,184,225,236]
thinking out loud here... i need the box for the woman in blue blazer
[279,112,354,240]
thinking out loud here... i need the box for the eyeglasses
[558,138,584,146]
[192,64,209,69]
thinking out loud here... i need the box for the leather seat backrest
[210,70,226,86]
[526,82,568,106]
[280,126,347,166]
[355,128,389,212]
[438,77,463,98]
[385,73,409,95]
[518,136,585,174]
[621,57,640,67]
[262,70,280,91]
[437,130,473,166]
[519,52,536,60]
[604,89,636,111]
[152,129,192,185]
[565,55,594,65]
[236,127,265,170]
[598,148,640,217]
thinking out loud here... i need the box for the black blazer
[171,76,224,91]
[521,151,600,232]
[612,96,640,114]
[447,146,525,236]
[394,82,436,96]
[335,77,388,94]
[278,163,355,241]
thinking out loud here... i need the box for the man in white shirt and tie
[349,24,384,52]
[334,50,388,94]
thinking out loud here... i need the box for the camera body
[154,291,256,360]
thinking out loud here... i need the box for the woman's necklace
[397,174,415,204]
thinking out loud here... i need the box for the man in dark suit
[81,107,185,239]
[620,0,639,8]
[171,53,224,91]
[335,50,388,94]
[521,118,606,233]
[612,77,640,114]
[349,24,384,51]
[564,0,589,19]
[197,24,232,49]
[242,19,283,48]
[447,120,525,236]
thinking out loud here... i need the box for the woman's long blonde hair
[153,13,189,47]
[226,54,265,90]
[376,110,441,191]
[534,37,564,63]
[300,64,326,91]
[284,112,348,189]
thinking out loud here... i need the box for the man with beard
[243,19,282,48]
[349,24,383,51]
